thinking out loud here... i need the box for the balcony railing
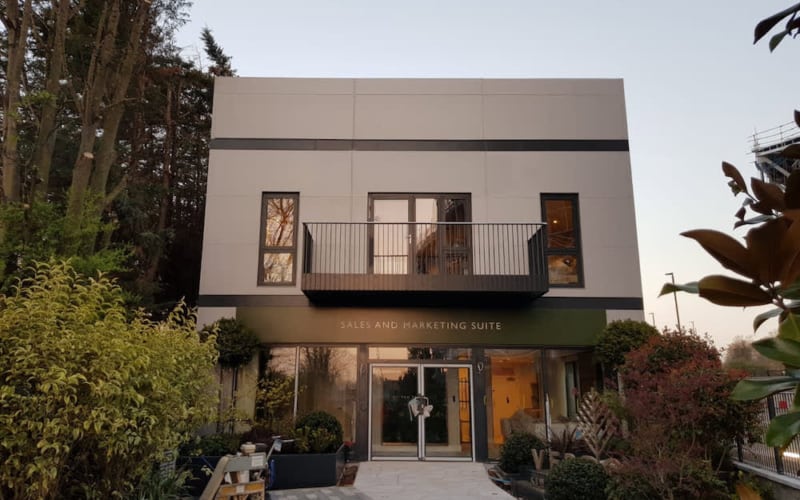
[301,222,548,303]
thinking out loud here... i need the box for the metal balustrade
[301,222,548,301]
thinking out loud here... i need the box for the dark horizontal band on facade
[197,294,643,310]
[210,138,630,152]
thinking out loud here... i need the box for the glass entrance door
[369,364,473,460]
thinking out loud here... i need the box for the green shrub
[295,411,343,452]
[0,261,218,499]
[595,319,658,371]
[294,427,340,454]
[499,432,545,473]
[545,458,609,500]
[180,433,241,457]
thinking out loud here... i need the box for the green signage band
[236,306,606,346]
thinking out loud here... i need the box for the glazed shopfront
[238,303,606,462]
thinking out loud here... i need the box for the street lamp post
[665,272,682,332]
[649,312,656,328]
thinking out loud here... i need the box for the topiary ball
[499,432,545,473]
[544,458,609,500]
[295,411,343,451]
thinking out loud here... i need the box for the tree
[0,1,225,313]
[595,319,659,372]
[0,261,217,499]
[723,336,783,375]
[608,331,758,499]
[202,317,260,432]
[661,162,800,447]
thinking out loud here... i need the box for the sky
[175,1,799,350]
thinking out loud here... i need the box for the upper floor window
[541,194,583,287]
[259,193,299,285]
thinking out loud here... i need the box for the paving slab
[354,462,514,499]
[268,486,371,500]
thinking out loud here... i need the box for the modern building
[197,77,644,462]
[750,121,800,186]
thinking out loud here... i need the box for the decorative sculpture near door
[408,395,433,421]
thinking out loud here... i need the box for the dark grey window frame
[258,192,300,286]
[540,193,584,288]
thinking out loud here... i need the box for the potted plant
[268,411,346,490]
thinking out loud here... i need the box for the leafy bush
[595,319,658,371]
[0,261,218,499]
[545,458,609,500]
[294,427,340,454]
[499,432,545,473]
[295,411,343,453]
[610,330,759,498]
[180,433,241,457]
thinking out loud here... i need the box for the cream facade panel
[355,78,483,95]
[212,93,354,139]
[579,197,639,255]
[202,194,261,245]
[481,78,624,96]
[214,77,355,96]
[207,150,352,197]
[200,242,303,296]
[483,94,628,140]
[354,95,483,139]
[351,151,485,193]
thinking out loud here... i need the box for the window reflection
[296,347,358,442]
[262,253,293,283]
[260,193,298,285]
[265,197,296,247]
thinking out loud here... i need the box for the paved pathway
[354,462,514,499]
[266,462,513,500]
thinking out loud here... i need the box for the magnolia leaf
[779,218,800,287]
[752,337,800,367]
[786,172,800,209]
[731,376,799,400]
[681,229,755,279]
[749,200,775,216]
[753,307,782,332]
[779,313,800,342]
[783,144,800,160]
[658,281,699,296]
[697,275,772,307]
[796,110,800,129]
[769,30,789,51]
[747,218,790,283]
[735,206,746,221]
[765,411,800,448]
[734,214,774,229]
[751,178,786,212]
[722,162,748,195]
[754,3,800,43]
[782,281,800,300]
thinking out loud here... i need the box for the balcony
[301,222,548,305]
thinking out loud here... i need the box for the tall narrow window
[541,194,583,286]
[259,193,299,285]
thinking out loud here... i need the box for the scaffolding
[750,121,800,186]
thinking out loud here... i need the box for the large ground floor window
[253,344,597,461]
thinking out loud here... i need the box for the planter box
[269,445,345,490]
